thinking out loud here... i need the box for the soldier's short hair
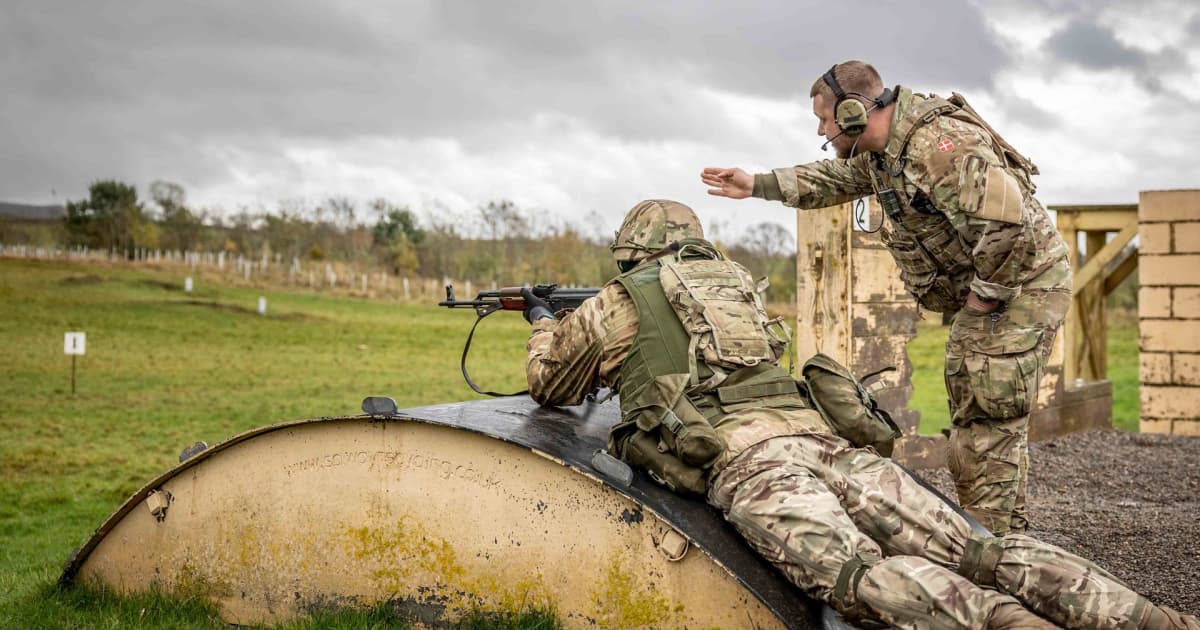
[810,60,885,104]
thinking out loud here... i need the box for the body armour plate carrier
[607,240,799,496]
[872,91,1038,313]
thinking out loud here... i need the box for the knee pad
[958,534,1003,588]
[833,551,881,614]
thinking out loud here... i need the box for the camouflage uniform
[526,203,1195,628]
[527,285,1193,629]
[753,85,1071,535]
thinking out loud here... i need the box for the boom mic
[821,130,845,152]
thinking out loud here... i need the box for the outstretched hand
[700,167,754,199]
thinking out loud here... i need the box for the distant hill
[0,202,66,221]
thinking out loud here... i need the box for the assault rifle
[439,284,600,396]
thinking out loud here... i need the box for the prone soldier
[521,199,1196,629]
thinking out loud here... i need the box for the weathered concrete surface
[62,399,820,629]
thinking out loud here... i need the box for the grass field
[0,257,1140,627]
[0,258,538,628]
[908,318,1140,434]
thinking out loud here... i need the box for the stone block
[1174,222,1200,253]
[1139,419,1173,434]
[1174,288,1200,319]
[1139,254,1200,286]
[1140,352,1172,385]
[1138,222,1171,254]
[1141,385,1200,420]
[1138,287,1172,319]
[1172,353,1200,386]
[1173,420,1200,436]
[1140,320,1200,352]
[1139,189,1200,222]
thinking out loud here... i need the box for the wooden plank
[795,204,851,366]
[1056,211,1080,232]
[1050,205,1138,232]
[1086,231,1108,381]
[1074,222,1139,291]
[1060,225,1080,383]
[1103,246,1138,295]
[1076,298,1094,382]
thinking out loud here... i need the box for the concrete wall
[1138,189,1200,436]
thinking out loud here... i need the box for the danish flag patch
[937,138,955,152]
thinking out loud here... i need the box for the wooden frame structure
[1052,204,1139,383]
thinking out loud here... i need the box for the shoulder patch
[936,136,955,153]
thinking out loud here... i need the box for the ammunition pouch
[609,426,708,498]
[881,226,970,314]
[799,354,902,457]
[608,363,809,497]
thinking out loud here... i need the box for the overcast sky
[2,0,1197,241]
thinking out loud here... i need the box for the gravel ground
[914,429,1200,615]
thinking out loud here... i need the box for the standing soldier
[701,60,1070,536]
[521,199,1194,629]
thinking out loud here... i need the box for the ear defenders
[821,65,896,137]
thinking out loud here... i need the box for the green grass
[0,257,1142,627]
[908,319,1140,434]
[908,320,953,435]
[0,258,536,628]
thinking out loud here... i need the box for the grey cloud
[1040,10,1197,101]
[993,92,1059,129]
[1045,20,1144,70]
[2,0,1008,204]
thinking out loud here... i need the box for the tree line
[16,179,799,303]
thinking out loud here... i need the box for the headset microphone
[821,130,845,152]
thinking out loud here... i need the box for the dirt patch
[163,299,315,321]
[60,274,105,285]
[915,429,1200,615]
[139,278,180,291]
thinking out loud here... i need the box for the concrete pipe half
[61,396,826,629]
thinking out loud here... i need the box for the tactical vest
[607,240,802,496]
[869,90,1039,313]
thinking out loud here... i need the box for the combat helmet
[610,199,704,262]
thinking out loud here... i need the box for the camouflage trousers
[708,433,1195,629]
[945,288,1071,535]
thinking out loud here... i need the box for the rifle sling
[460,308,529,397]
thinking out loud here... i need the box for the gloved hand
[520,287,555,323]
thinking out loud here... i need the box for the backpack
[799,354,903,457]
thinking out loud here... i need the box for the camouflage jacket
[757,86,1070,308]
[527,280,828,473]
